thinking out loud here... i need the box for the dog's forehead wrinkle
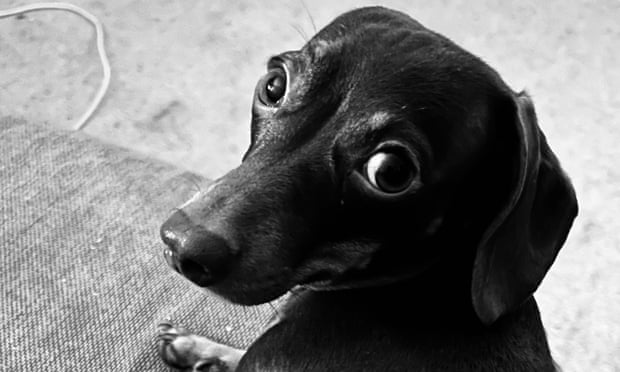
[332,110,392,153]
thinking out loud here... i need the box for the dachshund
[159,6,577,371]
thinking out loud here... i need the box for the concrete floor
[1,0,619,370]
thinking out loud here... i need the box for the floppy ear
[471,92,578,325]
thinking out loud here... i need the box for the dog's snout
[160,209,191,250]
[160,211,233,287]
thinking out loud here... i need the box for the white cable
[0,2,110,130]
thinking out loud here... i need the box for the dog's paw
[157,321,242,372]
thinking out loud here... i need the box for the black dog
[159,7,577,371]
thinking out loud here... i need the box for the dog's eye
[258,68,287,106]
[365,151,417,194]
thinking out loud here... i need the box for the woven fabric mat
[0,118,275,371]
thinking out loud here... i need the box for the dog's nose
[160,211,233,287]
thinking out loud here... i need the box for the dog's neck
[290,246,479,328]
[260,241,555,371]
[273,276,551,370]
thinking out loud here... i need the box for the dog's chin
[206,280,293,306]
[203,270,341,305]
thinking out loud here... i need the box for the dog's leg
[158,321,245,372]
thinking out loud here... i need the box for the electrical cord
[0,2,110,130]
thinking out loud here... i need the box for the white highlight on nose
[163,243,175,255]
[179,179,222,209]
[163,229,188,247]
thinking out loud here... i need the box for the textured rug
[0,117,276,371]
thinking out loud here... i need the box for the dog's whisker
[290,23,309,42]
[180,172,203,194]
[299,0,316,33]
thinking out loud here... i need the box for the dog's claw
[158,319,173,330]
[192,358,229,372]
[157,321,238,372]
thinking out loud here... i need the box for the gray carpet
[0,118,275,371]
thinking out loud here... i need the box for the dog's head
[161,7,577,325]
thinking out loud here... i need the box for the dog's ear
[471,92,578,325]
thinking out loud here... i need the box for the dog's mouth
[163,245,345,303]
[299,272,334,286]
[214,269,343,304]
[293,244,445,292]
[296,270,337,288]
